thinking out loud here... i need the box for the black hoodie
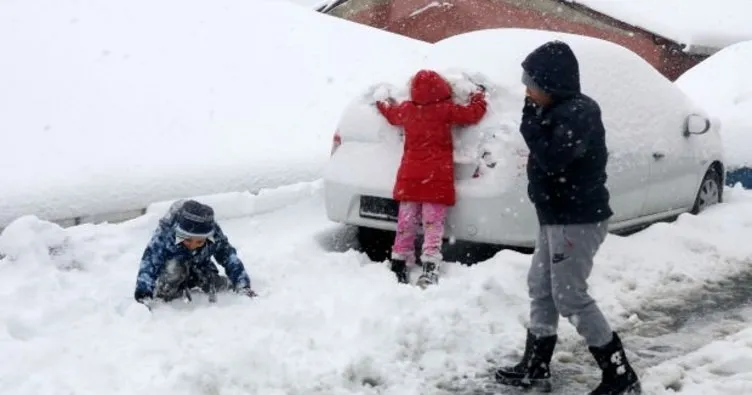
[520,41,613,225]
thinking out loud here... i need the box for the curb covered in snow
[0,181,325,234]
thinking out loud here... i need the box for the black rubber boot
[390,259,409,284]
[588,332,642,395]
[495,330,558,392]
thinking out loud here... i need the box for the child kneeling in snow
[133,199,256,305]
[376,69,488,287]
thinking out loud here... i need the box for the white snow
[0,0,427,228]
[676,40,752,169]
[645,322,752,393]
[571,0,752,52]
[3,1,752,393]
[409,1,454,18]
[283,0,334,8]
[2,182,752,394]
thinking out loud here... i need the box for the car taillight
[331,131,342,156]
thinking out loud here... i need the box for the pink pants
[392,201,448,263]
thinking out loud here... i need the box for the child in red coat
[376,69,488,287]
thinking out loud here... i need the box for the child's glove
[237,287,257,298]
[134,288,152,303]
[369,83,395,103]
[523,96,541,118]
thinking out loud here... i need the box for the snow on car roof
[426,28,698,154]
[571,0,752,54]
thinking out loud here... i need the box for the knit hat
[521,70,543,92]
[175,200,215,239]
[521,40,581,97]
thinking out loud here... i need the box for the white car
[323,28,724,260]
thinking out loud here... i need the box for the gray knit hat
[175,200,215,239]
[521,70,543,92]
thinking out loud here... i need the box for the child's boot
[389,253,409,284]
[495,330,557,392]
[588,332,642,395]
[416,254,441,288]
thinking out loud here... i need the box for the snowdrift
[0,0,427,228]
[3,181,752,394]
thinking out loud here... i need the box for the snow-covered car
[323,28,725,259]
[676,40,752,189]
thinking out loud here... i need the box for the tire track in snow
[443,267,752,394]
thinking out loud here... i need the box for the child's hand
[237,287,257,298]
[373,97,396,107]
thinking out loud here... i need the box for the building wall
[326,0,705,81]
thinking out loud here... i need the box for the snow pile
[645,324,752,393]
[0,216,83,271]
[2,182,752,394]
[677,40,752,169]
[146,180,323,221]
[0,0,427,228]
[572,0,752,52]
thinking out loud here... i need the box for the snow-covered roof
[571,0,752,54]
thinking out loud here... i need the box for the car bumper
[324,179,538,247]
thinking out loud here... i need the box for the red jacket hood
[410,69,452,104]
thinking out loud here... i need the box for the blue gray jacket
[134,201,251,296]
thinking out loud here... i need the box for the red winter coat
[377,70,488,206]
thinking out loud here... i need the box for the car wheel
[691,166,723,214]
[357,226,395,262]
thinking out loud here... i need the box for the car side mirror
[684,114,711,137]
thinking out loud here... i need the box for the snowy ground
[2,182,752,394]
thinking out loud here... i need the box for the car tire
[690,166,723,214]
[357,226,394,262]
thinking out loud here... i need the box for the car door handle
[653,152,665,160]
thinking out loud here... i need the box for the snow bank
[0,216,83,271]
[572,0,752,52]
[677,40,752,171]
[584,186,752,320]
[0,0,427,228]
[645,324,752,394]
[3,182,752,394]
[146,180,323,221]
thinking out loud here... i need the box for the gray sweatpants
[527,221,613,347]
